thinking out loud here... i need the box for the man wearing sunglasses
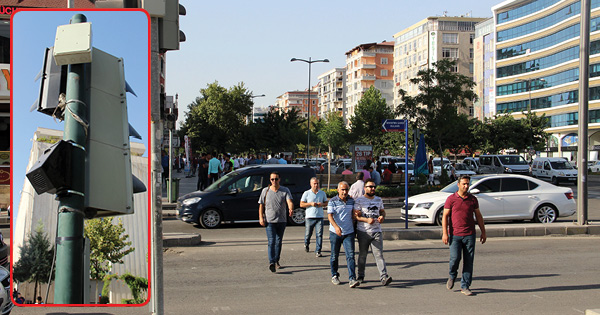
[354,179,392,286]
[328,181,359,288]
[258,171,294,273]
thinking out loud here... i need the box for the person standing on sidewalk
[258,171,294,273]
[354,179,392,286]
[442,175,486,296]
[197,153,209,191]
[300,177,328,257]
[348,171,364,200]
[207,152,222,185]
[328,181,359,288]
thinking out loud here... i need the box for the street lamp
[249,94,266,124]
[291,57,329,163]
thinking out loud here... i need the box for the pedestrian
[427,156,435,185]
[36,296,43,304]
[267,153,279,164]
[16,293,25,304]
[328,181,359,288]
[449,162,457,182]
[382,164,392,185]
[354,179,392,285]
[341,165,353,175]
[278,155,287,164]
[258,171,294,273]
[197,153,209,191]
[161,150,169,185]
[370,165,381,186]
[348,171,365,200]
[361,164,371,181]
[300,177,328,257]
[207,152,222,185]
[442,175,487,296]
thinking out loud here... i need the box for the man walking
[328,181,359,288]
[300,177,328,257]
[427,156,435,185]
[354,179,392,285]
[197,153,209,191]
[207,152,222,185]
[348,172,364,200]
[259,171,294,273]
[442,175,486,296]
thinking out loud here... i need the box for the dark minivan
[177,165,316,228]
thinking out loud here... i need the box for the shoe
[316,252,322,257]
[304,244,309,252]
[446,278,455,290]
[461,288,473,296]
[349,279,360,288]
[381,275,392,286]
[269,263,276,273]
[357,276,364,284]
[331,275,341,285]
[276,261,281,269]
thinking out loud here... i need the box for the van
[531,157,577,185]
[177,165,316,228]
[462,157,480,173]
[478,155,530,175]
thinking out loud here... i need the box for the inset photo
[11,9,150,306]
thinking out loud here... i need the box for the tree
[180,82,253,153]
[251,107,305,154]
[350,86,394,154]
[317,111,349,188]
[520,110,550,153]
[396,59,477,158]
[13,221,54,301]
[84,217,135,302]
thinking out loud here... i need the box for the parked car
[531,157,577,185]
[335,159,352,174]
[395,162,415,181]
[444,163,476,180]
[432,158,451,177]
[319,161,337,174]
[402,174,576,226]
[177,165,315,228]
[0,266,12,315]
[589,160,600,172]
[462,157,480,173]
[478,154,530,175]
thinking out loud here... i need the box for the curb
[383,223,600,241]
[163,233,202,247]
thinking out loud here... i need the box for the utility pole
[578,0,590,225]
[54,13,89,304]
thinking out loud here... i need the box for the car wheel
[288,207,305,226]
[199,208,222,229]
[435,208,444,226]
[533,204,558,223]
[551,177,559,185]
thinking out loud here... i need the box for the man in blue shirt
[300,177,328,257]
[207,152,222,185]
[328,181,359,288]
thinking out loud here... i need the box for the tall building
[492,0,600,160]
[473,18,496,120]
[345,41,394,122]
[317,68,346,120]
[275,90,319,119]
[392,16,486,116]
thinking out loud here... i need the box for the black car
[177,165,316,228]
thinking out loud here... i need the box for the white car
[402,174,576,226]
[395,162,415,181]
[444,163,476,179]
[589,160,600,172]
[432,158,451,177]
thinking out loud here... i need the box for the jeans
[356,230,388,280]
[304,218,323,253]
[449,234,476,289]
[266,222,286,264]
[329,231,356,281]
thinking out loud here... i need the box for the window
[470,33,474,44]
[381,69,388,76]
[450,64,458,72]
[381,57,388,64]
[469,63,474,73]
[443,33,458,44]
[470,48,474,59]
[312,100,316,105]
[442,48,458,58]
[474,178,501,193]
[228,175,264,194]
[501,178,529,192]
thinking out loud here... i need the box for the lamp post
[291,57,329,163]
[249,94,265,124]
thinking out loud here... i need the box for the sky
[11,10,149,215]
[165,0,502,129]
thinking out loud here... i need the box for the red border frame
[9,8,152,307]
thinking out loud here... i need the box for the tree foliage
[246,107,305,154]
[13,221,54,300]
[473,111,550,154]
[350,86,394,154]
[84,218,134,282]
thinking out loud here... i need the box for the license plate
[569,178,576,181]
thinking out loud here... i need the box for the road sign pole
[405,120,409,229]
[54,13,89,304]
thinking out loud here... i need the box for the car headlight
[558,171,565,176]
[182,197,202,206]
[505,167,512,173]
[415,202,433,209]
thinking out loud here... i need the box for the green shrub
[415,173,427,186]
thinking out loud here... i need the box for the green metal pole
[54,13,89,304]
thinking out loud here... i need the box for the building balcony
[360,74,376,80]
[356,63,376,70]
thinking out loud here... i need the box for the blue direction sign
[381,119,406,132]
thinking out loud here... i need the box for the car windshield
[396,163,414,170]
[498,155,528,165]
[204,171,241,192]
[433,160,450,166]
[455,164,468,170]
[440,177,482,193]
[550,160,574,169]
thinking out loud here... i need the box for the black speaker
[26,140,72,195]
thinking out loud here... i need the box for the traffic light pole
[54,13,89,304]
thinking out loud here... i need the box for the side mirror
[469,188,480,194]
[229,188,238,194]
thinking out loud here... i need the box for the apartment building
[473,18,496,120]
[345,41,394,122]
[492,0,600,159]
[393,16,486,116]
[275,90,319,119]
[317,68,346,120]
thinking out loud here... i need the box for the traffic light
[159,0,186,51]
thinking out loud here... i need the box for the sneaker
[331,275,341,285]
[304,244,309,252]
[461,288,473,296]
[446,278,455,290]
[316,252,322,257]
[381,275,392,286]
[349,279,360,288]
[269,263,276,273]
[357,276,364,284]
